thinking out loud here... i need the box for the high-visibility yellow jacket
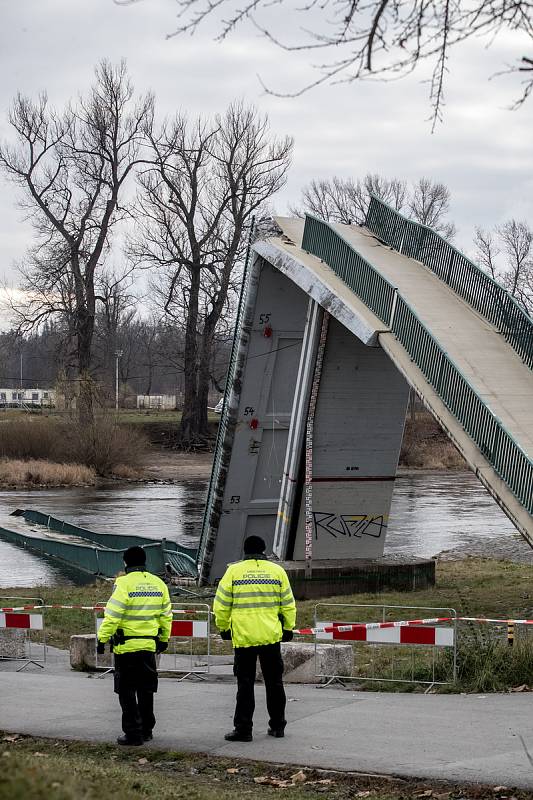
[214,557,296,648]
[97,569,172,655]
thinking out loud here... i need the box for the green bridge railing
[5,510,198,578]
[302,213,533,516]
[198,222,256,567]
[365,195,533,370]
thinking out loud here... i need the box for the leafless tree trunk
[0,60,154,422]
[128,102,292,448]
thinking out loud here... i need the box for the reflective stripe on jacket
[97,569,172,655]
[213,557,296,648]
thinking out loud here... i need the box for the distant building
[136,394,176,410]
[0,388,56,407]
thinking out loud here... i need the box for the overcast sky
[1,0,532,294]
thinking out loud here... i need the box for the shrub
[63,416,148,476]
[0,417,65,461]
[0,414,149,476]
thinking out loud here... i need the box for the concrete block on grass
[0,629,26,660]
[70,633,112,671]
[257,642,353,684]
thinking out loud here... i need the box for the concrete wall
[206,257,310,581]
[292,316,409,560]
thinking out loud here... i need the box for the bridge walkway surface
[336,222,533,454]
[265,216,533,542]
[1,670,533,789]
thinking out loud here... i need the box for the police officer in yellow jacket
[97,546,172,746]
[214,535,296,742]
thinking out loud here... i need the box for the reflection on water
[0,471,530,588]
[385,471,528,560]
[0,483,206,588]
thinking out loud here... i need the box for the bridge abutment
[200,251,424,588]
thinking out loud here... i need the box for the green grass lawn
[4,559,533,650]
[0,733,530,800]
[5,559,533,692]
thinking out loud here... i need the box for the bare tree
[409,178,456,240]
[474,220,533,313]
[129,102,293,446]
[0,60,154,420]
[115,1,533,126]
[295,174,455,239]
[290,175,407,225]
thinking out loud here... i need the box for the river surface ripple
[0,472,530,588]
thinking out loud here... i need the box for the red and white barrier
[315,621,454,647]
[171,619,208,638]
[0,612,43,630]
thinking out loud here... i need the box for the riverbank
[0,409,464,488]
[4,559,532,651]
[2,732,531,800]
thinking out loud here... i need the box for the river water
[0,472,530,588]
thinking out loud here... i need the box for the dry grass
[0,415,149,476]
[0,458,96,486]
[400,411,466,469]
[111,463,144,480]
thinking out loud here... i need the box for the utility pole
[19,349,23,405]
[115,350,123,411]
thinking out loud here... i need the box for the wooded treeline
[1,61,531,448]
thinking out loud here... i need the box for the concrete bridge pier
[199,249,434,593]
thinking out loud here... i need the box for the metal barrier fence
[301,213,533,517]
[162,603,211,680]
[365,194,533,371]
[313,603,457,688]
[95,602,211,680]
[0,596,46,671]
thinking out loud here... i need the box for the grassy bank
[0,459,97,487]
[0,733,529,800]
[5,558,532,647]
[5,559,533,692]
[0,415,148,484]
[1,407,464,469]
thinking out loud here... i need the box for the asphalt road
[1,670,533,788]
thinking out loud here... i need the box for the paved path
[2,670,533,789]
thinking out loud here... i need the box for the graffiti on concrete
[313,512,387,540]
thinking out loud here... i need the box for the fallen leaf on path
[138,757,148,765]
[355,791,372,797]
[416,791,433,797]
[254,776,293,787]
[290,770,307,783]
[511,684,530,692]
[226,768,240,774]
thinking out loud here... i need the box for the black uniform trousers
[114,651,158,742]
[233,642,286,735]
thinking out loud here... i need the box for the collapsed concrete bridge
[198,197,533,591]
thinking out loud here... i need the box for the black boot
[267,728,285,738]
[116,735,144,746]
[224,729,253,742]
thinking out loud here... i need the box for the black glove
[156,640,168,654]
[219,629,232,641]
[96,640,105,655]
[281,629,293,642]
